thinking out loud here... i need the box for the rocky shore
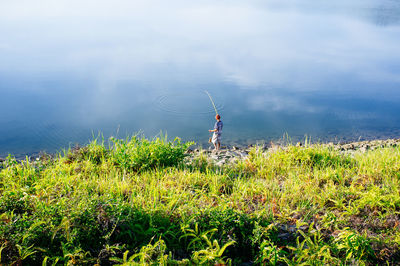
[185,138,400,167]
[1,138,399,166]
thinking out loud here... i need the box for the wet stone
[225,151,235,157]
[343,144,355,150]
[210,155,219,160]
[238,152,248,158]
[216,160,225,167]
[277,232,293,241]
[228,157,239,164]
[185,138,400,167]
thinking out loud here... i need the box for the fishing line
[204,90,218,115]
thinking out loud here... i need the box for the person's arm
[209,122,218,132]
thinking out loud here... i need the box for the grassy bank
[0,136,399,265]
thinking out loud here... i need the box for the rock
[184,138,400,168]
[298,225,308,231]
[277,232,293,241]
[228,157,239,164]
[358,144,370,153]
[216,160,226,167]
[359,147,367,153]
[234,152,248,158]
[342,144,355,150]
[225,151,235,157]
[287,224,298,233]
[210,155,219,160]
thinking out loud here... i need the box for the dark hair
[216,114,221,120]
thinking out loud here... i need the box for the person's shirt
[214,120,223,135]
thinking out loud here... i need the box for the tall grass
[0,137,399,264]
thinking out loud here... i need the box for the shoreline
[1,137,399,163]
[186,138,400,166]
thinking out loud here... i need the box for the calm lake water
[1,0,400,157]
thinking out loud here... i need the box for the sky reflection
[0,0,400,156]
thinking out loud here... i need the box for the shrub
[109,135,194,172]
[65,139,108,165]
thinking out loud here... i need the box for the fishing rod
[205,90,219,144]
[204,90,218,115]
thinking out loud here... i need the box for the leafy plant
[0,136,399,264]
[255,239,287,265]
[287,225,339,265]
[110,134,194,172]
[111,239,171,265]
[181,223,235,265]
[334,228,375,262]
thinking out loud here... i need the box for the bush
[109,135,193,172]
[65,139,108,165]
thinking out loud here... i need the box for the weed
[110,134,193,172]
[334,228,375,262]
[0,137,399,264]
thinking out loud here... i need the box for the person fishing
[205,90,223,151]
[209,114,223,151]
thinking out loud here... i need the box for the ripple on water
[154,90,224,116]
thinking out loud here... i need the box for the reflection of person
[208,114,223,151]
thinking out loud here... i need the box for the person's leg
[216,135,221,150]
[211,133,218,151]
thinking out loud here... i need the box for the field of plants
[0,135,399,265]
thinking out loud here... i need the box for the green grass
[0,136,399,265]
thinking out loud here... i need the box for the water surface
[1,0,400,157]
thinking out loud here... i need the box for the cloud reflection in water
[0,0,399,155]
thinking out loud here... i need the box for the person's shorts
[212,133,221,144]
